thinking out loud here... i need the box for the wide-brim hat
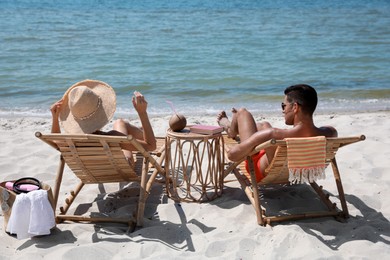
[59,79,116,134]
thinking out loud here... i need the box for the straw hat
[59,79,116,134]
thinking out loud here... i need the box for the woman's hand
[50,99,63,133]
[50,99,64,118]
[132,91,148,114]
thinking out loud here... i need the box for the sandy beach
[1,111,389,259]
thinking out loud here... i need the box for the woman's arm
[132,91,157,151]
[50,99,63,133]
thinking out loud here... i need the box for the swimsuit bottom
[245,149,266,183]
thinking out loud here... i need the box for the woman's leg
[112,118,144,160]
[113,118,144,139]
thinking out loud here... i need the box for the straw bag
[0,179,55,232]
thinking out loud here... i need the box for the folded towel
[28,190,56,237]
[286,136,327,184]
[6,193,30,239]
[6,190,55,239]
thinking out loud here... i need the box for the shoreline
[1,95,389,120]
[1,107,389,119]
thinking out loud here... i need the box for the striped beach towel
[285,136,327,184]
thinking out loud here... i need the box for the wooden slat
[35,132,156,184]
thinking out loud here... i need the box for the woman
[50,79,157,164]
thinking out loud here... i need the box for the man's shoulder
[319,126,338,137]
[271,125,338,139]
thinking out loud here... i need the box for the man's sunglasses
[281,102,299,110]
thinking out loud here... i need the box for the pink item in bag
[5,182,14,191]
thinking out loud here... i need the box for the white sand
[1,111,389,259]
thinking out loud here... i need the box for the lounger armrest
[327,135,366,148]
[35,132,60,150]
[224,139,277,173]
[251,139,277,155]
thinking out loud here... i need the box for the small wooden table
[165,127,225,202]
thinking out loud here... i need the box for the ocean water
[0,0,389,118]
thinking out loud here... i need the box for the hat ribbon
[73,97,102,121]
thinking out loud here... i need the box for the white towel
[6,190,55,239]
[6,193,31,239]
[28,190,55,236]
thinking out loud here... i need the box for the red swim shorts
[245,149,266,183]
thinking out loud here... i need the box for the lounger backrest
[37,134,142,184]
[262,136,365,184]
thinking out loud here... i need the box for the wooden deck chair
[223,135,365,226]
[35,132,165,228]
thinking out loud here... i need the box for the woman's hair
[284,84,318,115]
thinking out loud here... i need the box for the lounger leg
[331,158,349,218]
[59,181,84,215]
[310,181,338,213]
[53,155,65,211]
[247,156,265,226]
[137,158,150,227]
[146,151,165,192]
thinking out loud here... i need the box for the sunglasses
[281,102,300,111]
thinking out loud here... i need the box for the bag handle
[13,177,41,194]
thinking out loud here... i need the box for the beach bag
[0,178,55,232]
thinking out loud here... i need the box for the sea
[0,0,389,118]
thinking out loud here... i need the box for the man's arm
[227,128,276,161]
[227,126,305,162]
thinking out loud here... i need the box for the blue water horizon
[0,0,389,118]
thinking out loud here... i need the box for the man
[217,84,337,183]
